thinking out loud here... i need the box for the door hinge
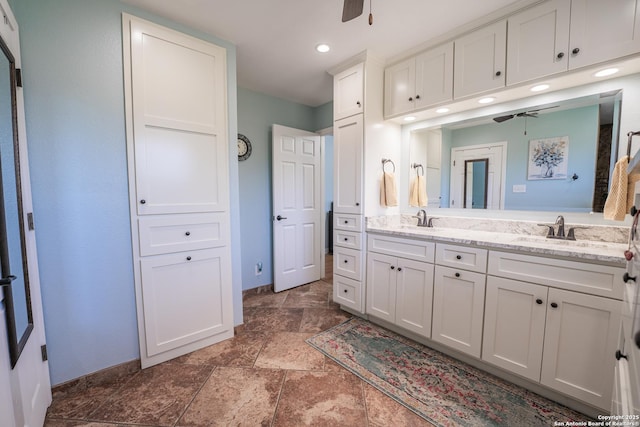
[41,344,48,362]
[27,212,34,230]
[15,68,22,87]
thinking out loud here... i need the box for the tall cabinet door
[123,14,233,368]
[130,19,229,216]
[334,63,364,120]
[333,115,363,214]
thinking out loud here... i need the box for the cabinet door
[384,58,416,117]
[432,265,485,357]
[506,0,571,85]
[140,248,234,358]
[482,277,547,382]
[414,42,454,109]
[366,252,397,323]
[569,0,640,70]
[454,20,506,98]
[396,258,434,338]
[541,288,621,410]
[334,63,364,120]
[333,115,363,214]
[130,21,229,215]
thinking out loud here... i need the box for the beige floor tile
[363,383,435,427]
[174,330,268,367]
[254,332,324,370]
[299,307,351,333]
[242,307,304,332]
[273,370,367,427]
[178,367,284,426]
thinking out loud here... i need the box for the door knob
[276,215,287,221]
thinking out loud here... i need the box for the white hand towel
[380,172,398,207]
[409,175,428,207]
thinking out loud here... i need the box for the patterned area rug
[306,317,587,427]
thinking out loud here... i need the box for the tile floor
[44,255,433,426]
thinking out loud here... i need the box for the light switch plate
[513,184,526,193]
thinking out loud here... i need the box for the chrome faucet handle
[566,226,587,241]
[554,215,565,237]
[537,224,555,237]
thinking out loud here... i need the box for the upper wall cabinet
[384,42,453,117]
[568,0,640,69]
[453,20,507,98]
[334,63,364,120]
[507,0,640,85]
[506,0,571,85]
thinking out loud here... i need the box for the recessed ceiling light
[594,68,619,77]
[478,97,495,104]
[404,116,416,122]
[315,43,330,53]
[530,84,550,92]
[436,107,449,114]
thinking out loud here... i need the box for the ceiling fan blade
[517,112,538,118]
[493,114,514,123]
[342,0,364,22]
[527,105,559,113]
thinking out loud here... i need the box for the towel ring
[382,159,395,173]
[412,163,424,176]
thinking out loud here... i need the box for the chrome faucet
[555,215,565,238]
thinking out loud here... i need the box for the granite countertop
[366,223,628,266]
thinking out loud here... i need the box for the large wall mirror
[408,80,627,214]
[0,30,33,368]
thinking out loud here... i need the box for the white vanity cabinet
[366,234,435,337]
[333,63,364,121]
[453,20,507,99]
[384,42,454,117]
[484,250,623,410]
[507,0,640,85]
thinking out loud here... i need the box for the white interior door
[273,125,321,292]
[451,142,507,209]
[0,0,52,424]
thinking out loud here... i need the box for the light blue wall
[237,88,334,290]
[445,106,599,211]
[12,0,242,385]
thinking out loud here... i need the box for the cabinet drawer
[139,213,228,256]
[436,243,487,273]
[333,275,363,312]
[488,250,624,300]
[334,246,363,281]
[334,213,363,232]
[368,234,435,263]
[334,230,362,250]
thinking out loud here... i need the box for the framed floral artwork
[527,136,569,180]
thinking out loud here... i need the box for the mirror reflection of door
[464,159,488,209]
[0,34,33,368]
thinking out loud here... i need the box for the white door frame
[316,126,333,279]
[451,141,507,209]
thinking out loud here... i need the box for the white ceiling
[120,0,525,107]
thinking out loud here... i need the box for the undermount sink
[513,235,613,249]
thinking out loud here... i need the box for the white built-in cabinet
[362,234,624,411]
[507,0,640,85]
[484,251,622,410]
[123,15,233,368]
[366,234,435,337]
[453,20,506,98]
[384,0,640,118]
[333,63,364,121]
[384,43,454,117]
